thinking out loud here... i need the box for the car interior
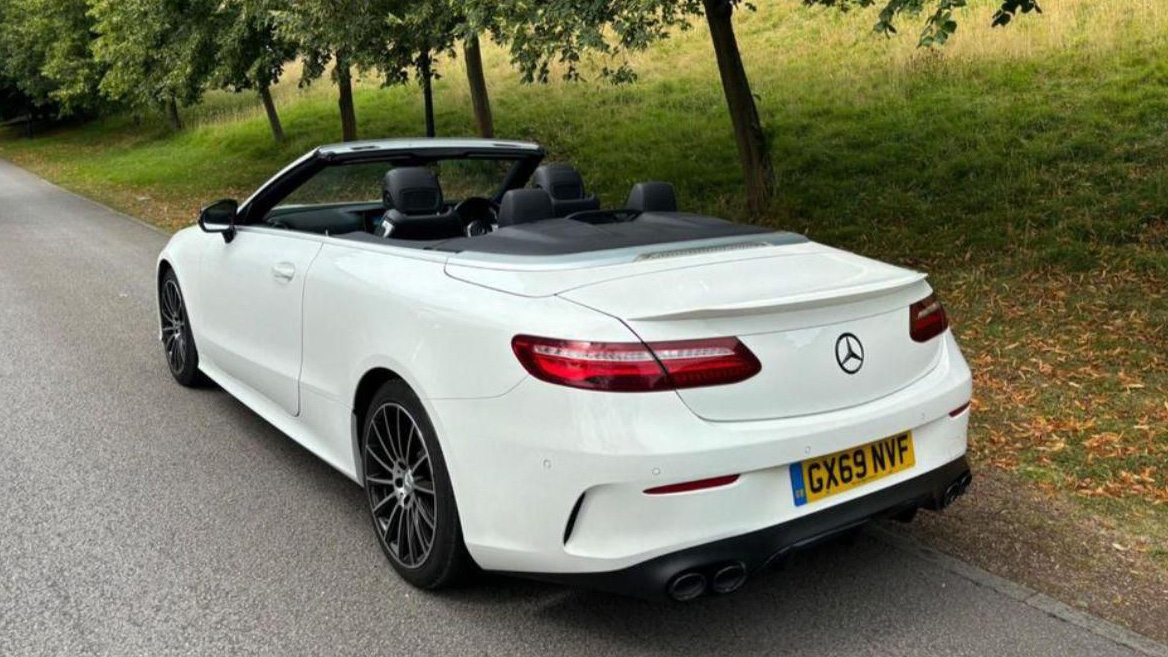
[261,158,682,244]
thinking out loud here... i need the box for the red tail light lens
[510,336,669,392]
[511,335,761,392]
[651,338,762,389]
[909,293,949,343]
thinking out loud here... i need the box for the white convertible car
[157,138,972,601]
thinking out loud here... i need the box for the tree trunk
[258,84,285,144]
[165,95,183,132]
[420,51,435,138]
[24,101,33,139]
[335,51,358,142]
[702,0,773,215]
[464,34,494,138]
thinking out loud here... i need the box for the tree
[463,33,493,138]
[484,0,1041,215]
[276,0,397,142]
[450,4,500,138]
[215,0,298,143]
[90,0,223,131]
[0,0,56,125]
[381,2,460,138]
[702,0,771,214]
[0,0,104,122]
[379,2,500,139]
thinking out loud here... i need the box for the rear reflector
[511,335,760,392]
[910,293,950,343]
[645,474,740,495]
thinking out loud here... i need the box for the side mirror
[198,199,239,243]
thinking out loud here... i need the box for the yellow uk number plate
[790,432,915,507]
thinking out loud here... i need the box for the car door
[197,225,323,416]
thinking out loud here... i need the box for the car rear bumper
[427,332,972,582]
[501,456,971,600]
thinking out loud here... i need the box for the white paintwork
[158,198,972,577]
[197,227,322,415]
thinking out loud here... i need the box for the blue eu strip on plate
[790,462,808,507]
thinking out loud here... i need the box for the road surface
[0,158,1162,656]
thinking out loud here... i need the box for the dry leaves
[944,266,1168,506]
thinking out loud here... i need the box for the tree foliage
[482,0,1042,83]
[812,0,1043,47]
[274,0,397,86]
[90,0,222,126]
[215,0,297,94]
[0,0,103,117]
[476,0,704,85]
[273,0,401,140]
[214,0,298,142]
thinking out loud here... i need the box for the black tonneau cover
[431,212,774,256]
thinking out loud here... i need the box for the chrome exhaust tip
[957,471,973,494]
[940,471,973,509]
[667,571,708,602]
[711,562,748,595]
[941,483,960,508]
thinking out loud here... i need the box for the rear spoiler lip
[624,272,928,322]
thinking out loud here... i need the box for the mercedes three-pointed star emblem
[835,333,864,374]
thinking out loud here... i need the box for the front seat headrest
[383,167,444,214]
[533,164,600,217]
[625,181,677,213]
[497,189,554,227]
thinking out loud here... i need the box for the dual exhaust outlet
[667,562,748,602]
[939,471,973,509]
[666,470,973,602]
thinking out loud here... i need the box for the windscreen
[274,158,517,211]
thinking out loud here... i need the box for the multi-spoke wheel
[159,269,206,387]
[362,380,471,588]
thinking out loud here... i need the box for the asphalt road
[0,158,1162,657]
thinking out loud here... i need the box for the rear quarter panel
[297,240,638,479]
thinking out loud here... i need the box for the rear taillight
[909,293,949,342]
[511,335,760,392]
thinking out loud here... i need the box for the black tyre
[362,380,472,589]
[159,269,208,387]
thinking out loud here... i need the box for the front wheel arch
[156,259,174,327]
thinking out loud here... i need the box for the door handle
[272,262,296,282]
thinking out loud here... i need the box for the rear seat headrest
[625,181,677,213]
[533,164,600,217]
[384,167,444,214]
[498,189,554,227]
[533,164,586,200]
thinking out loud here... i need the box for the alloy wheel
[160,278,188,375]
[364,403,437,568]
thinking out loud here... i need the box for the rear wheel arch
[351,367,403,481]
[358,375,474,587]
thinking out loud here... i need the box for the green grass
[1,0,1166,538]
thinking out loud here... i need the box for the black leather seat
[625,181,678,213]
[497,189,554,227]
[380,167,464,240]
[532,164,600,217]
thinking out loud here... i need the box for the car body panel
[430,332,969,573]
[156,139,973,586]
[197,227,322,415]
